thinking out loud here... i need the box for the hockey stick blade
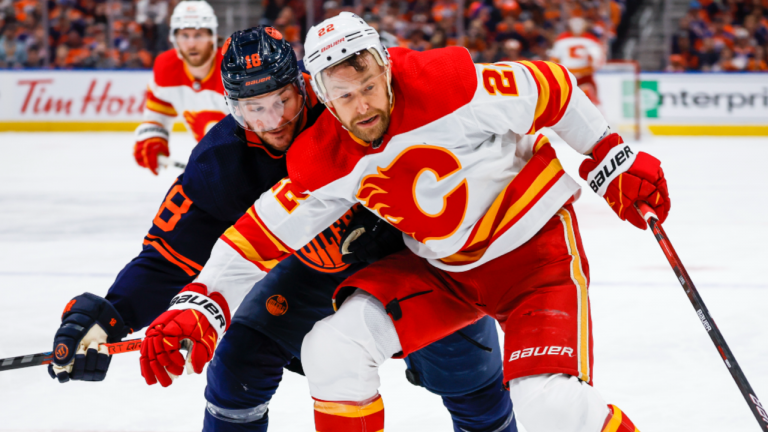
[636,202,768,431]
[0,339,142,372]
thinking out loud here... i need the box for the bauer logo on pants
[266,295,288,316]
[508,346,574,362]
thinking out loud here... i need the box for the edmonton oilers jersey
[106,99,339,331]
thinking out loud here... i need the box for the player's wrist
[169,283,230,340]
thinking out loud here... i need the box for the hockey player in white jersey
[144,12,671,432]
[133,0,228,175]
[549,17,605,105]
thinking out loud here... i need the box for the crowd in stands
[0,0,698,71]
[265,0,627,65]
[0,0,176,68]
[669,0,768,72]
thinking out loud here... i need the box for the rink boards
[0,69,766,135]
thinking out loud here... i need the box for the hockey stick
[158,155,187,170]
[636,202,768,431]
[0,339,142,372]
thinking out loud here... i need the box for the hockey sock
[313,394,385,432]
[601,405,639,432]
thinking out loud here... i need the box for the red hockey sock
[314,394,385,432]
[601,404,640,432]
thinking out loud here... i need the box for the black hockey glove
[48,293,130,383]
[340,208,406,265]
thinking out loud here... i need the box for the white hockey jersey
[196,47,609,311]
[139,49,228,142]
[549,32,605,79]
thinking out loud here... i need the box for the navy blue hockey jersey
[105,99,349,330]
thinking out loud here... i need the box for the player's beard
[345,107,390,143]
[180,42,214,68]
[255,112,303,153]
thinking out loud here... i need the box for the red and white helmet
[303,12,390,105]
[169,1,218,50]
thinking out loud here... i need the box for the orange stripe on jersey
[518,61,574,134]
[440,137,565,266]
[146,88,178,117]
[145,234,203,271]
[601,405,640,432]
[143,237,197,276]
[246,208,291,254]
[221,227,280,272]
[314,395,385,432]
[219,208,293,272]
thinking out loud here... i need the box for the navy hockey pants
[203,255,516,432]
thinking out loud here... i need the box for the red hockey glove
[140,283,230,387]
[134,136,169,175]
[579,133,670,230]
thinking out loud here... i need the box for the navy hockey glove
[48,293,130,383]
[340,208,406,264]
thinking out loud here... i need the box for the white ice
[0,132,767,431]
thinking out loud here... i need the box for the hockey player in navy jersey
[49,27,516,432]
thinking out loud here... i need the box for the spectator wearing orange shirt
[748,46,768,71]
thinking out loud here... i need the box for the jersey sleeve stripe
[440,138,566,266]
[246,207,292,254]
[146,88,178,117]
[143,237,198,276]
[220,226,283,272]
[519,61,574,134]
[145,234,203,271]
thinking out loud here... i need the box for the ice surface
[0,132,766,431]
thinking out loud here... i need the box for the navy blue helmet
[221,26,303,100]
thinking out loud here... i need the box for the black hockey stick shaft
[637,202,768,431]
[0,339,142,372]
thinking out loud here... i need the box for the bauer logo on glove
[140,283,230,387]
[579,132,671,230]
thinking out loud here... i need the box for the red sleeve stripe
[220,227,278,272]
[518,61,574,134]
[143,237,198,276]
[245,207,292,253]
[146,88,178,117]
[440,138,565,266]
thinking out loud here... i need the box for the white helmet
[169,1,218,50]
[303,12,390,105]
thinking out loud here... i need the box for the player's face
[176,28,214,67]
[241,84,305,152]
[322,54,391,143]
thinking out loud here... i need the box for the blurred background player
[549,17,605,105]
[50,26,515,432]
[133,0,227,175]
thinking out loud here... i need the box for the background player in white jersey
[133,0,228,175]
[549,17,605,105]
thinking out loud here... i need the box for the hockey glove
[340,208,406,264]
[140,283,230,387]
[49,293,130,383]
[579,133,670,230]
[134,137,169,175]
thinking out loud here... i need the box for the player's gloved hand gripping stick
[1,293,141,375]
[637,202,768,432]
[140,283,230,387]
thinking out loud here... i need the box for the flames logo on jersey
[356,145,468,243]
[183,110,227,141]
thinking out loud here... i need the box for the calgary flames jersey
[141,49,228,142]
[549,33,605,79]
[194,47,609,312]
